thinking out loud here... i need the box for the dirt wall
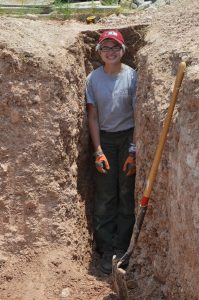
[0,19,91,264]
[132,3,199,297]
[166,66,199,298]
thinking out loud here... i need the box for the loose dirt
[0,0,198,299]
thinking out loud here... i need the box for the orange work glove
[95,152,110,174]
[123,154,136,176]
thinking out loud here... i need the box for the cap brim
[99,37,123,45]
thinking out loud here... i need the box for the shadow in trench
[76,98,119,298]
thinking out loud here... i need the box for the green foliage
[52,0,72,18]
[0,7,43,15]
[101,0,119,5]
[53,0,65,6]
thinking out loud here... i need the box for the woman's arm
[87,103,110,173]
[87,104,102,153]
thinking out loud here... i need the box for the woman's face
[99,39,124,65]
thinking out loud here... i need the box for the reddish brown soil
[0,0,198,299]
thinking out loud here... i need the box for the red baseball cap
[98,30,124,45]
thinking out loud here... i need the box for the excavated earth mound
[0,0,198,299]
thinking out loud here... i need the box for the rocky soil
[0,0,198,299]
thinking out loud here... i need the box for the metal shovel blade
[112,255,129,300]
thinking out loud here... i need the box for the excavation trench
[0,12,199,300]
[78,27,166,299]
[0,24,155,299]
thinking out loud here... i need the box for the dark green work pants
[94,128,135,253]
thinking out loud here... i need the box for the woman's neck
[103,63,123,75]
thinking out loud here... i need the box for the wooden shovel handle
[142,62,186,203]
[114,64,187,298]
[125,62,186,257]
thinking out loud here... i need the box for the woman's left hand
[123,155,136,176]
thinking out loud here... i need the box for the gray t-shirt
[86,64,137,132]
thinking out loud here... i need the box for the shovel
[112,62,186,300]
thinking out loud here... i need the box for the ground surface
[0,0,198,299]
[0,245,118,300]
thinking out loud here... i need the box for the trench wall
[0,25,92,263]
[134,28,199,299]
[167,67,199,298]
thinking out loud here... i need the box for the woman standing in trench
[86,30,137,274]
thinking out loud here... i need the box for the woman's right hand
[95,153,110,174]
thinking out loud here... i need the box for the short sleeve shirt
[86,64,137,132]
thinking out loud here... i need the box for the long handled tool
[112,62,186,300]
